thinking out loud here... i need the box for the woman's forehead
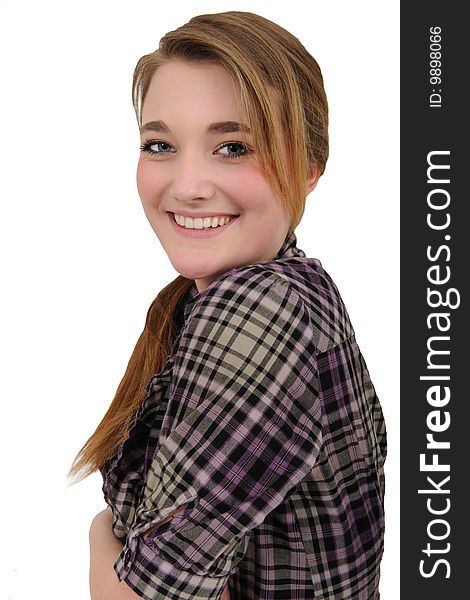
[140,62,251,135]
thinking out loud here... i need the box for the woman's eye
[140,140,174,155]
[216,142,252,160]
[139,140,252,160]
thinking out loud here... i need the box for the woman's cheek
[136,160,163,204]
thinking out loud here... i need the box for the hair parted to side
[68,11,329,483]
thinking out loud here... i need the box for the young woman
[69,10,387,600]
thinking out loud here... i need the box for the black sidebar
[401,2,467,598]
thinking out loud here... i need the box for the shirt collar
[182,230,305,321]
[182,281,200,322]
[272,230,306,260]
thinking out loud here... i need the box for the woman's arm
[89,508,231,599]
[89,508,141,599]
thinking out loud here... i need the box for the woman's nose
[169,150,216,203]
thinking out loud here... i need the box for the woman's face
[137,59,291,292]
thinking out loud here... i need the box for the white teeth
[173,213,235,229]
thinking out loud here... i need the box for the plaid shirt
[101,231,387,599]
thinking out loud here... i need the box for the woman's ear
[306,163,321,196]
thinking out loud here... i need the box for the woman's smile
[167,210,240,238]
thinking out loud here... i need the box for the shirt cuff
[114,532,238,600]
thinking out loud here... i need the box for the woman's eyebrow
[139,120,251,135]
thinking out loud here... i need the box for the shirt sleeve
[114,272,323,600]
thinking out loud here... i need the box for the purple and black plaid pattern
[101,231,387,599]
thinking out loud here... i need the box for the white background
[0,1,399,598]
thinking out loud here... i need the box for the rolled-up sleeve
[114,273,323,599]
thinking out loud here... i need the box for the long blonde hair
[68,10,329,483]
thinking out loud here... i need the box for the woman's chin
[172,261,225,283]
